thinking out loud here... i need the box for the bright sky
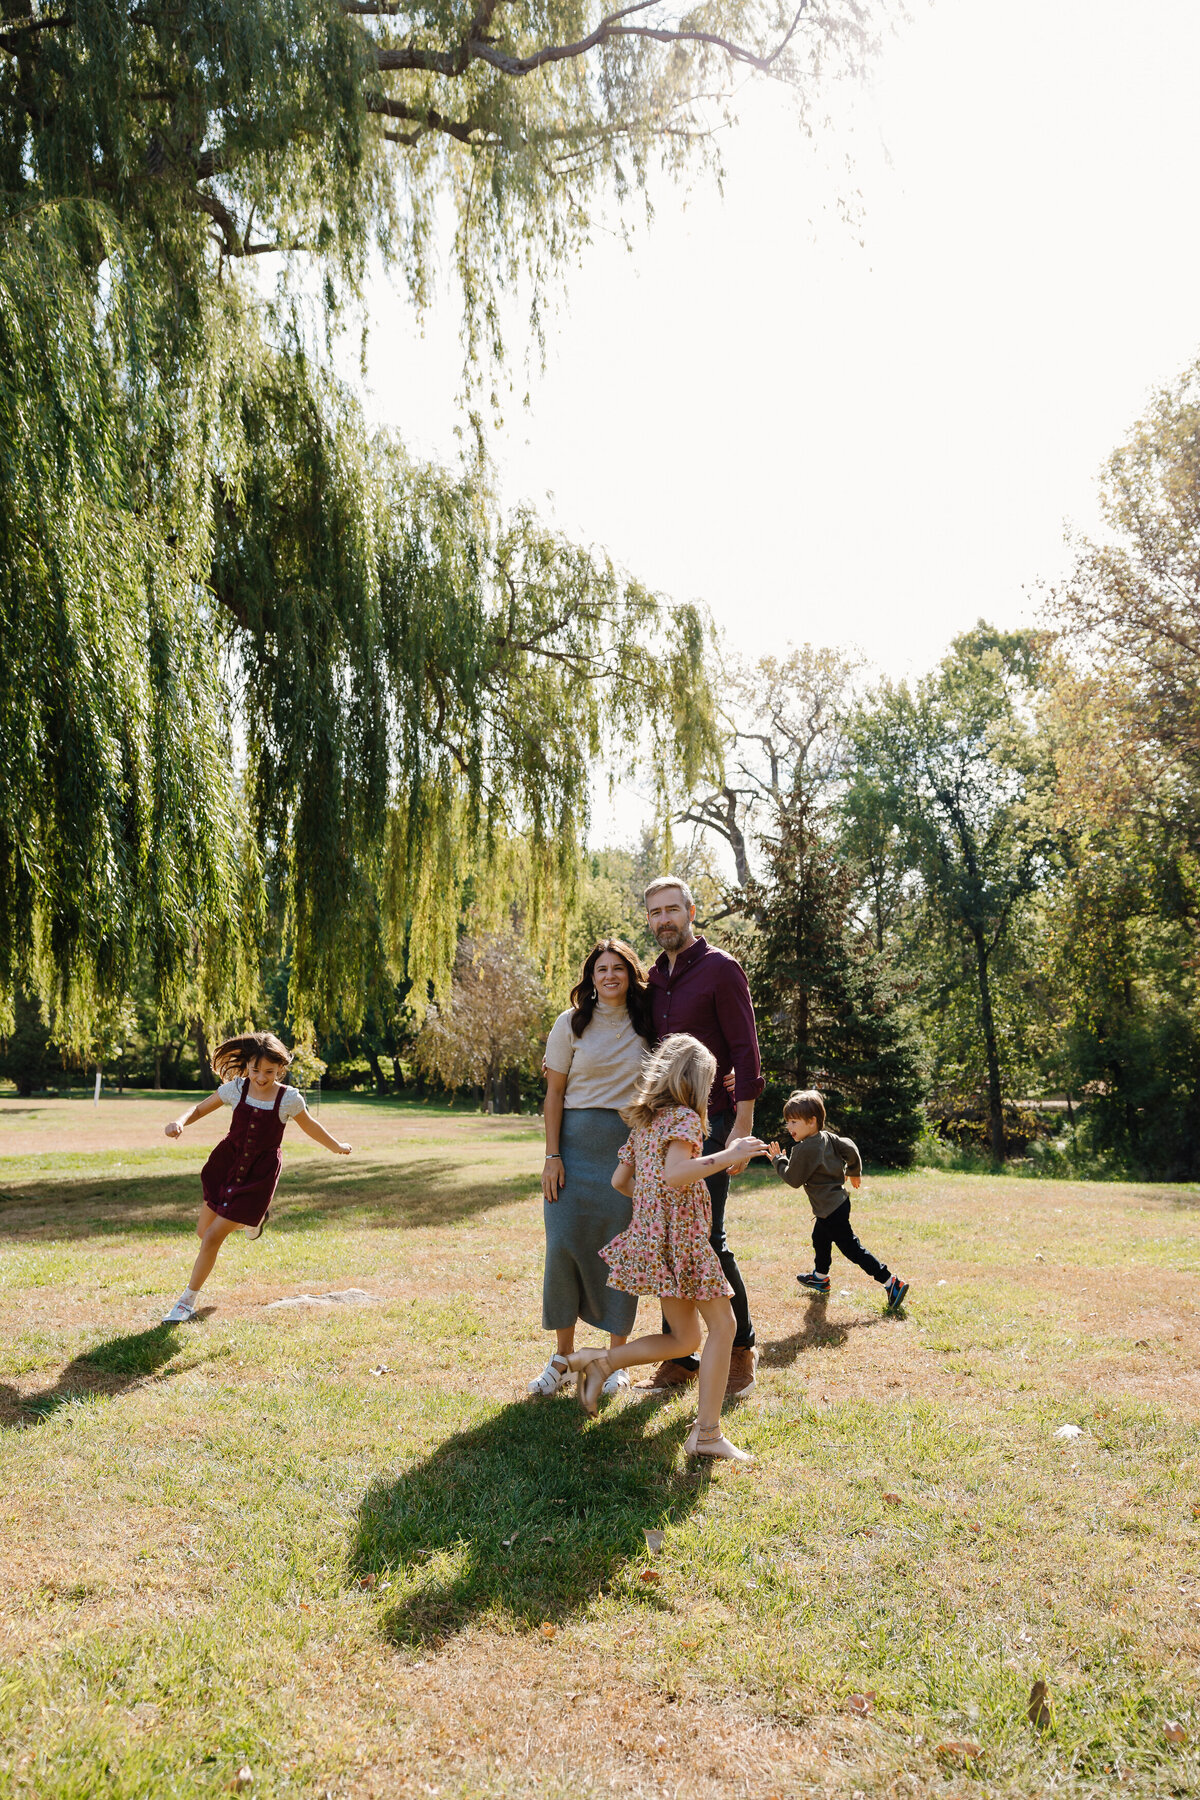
[354,0,1200,838]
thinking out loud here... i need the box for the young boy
[767,1089,909,1311]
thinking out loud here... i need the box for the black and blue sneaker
[884,1275,909,1312]
[797,1272,831,1296]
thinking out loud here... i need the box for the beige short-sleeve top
[544,1001,648,1110]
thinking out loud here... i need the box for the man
[641,875,762,1397]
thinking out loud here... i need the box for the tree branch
[462,2,806,78]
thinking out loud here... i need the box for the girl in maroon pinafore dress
[160,1030,351,1324]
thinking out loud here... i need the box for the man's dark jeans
[663,1113,755,1366]
[812,1199,890,1284]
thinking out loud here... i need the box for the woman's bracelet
[544,1153,562,1161]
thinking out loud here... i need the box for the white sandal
[601,1368,631,1397]
[528,1354,573,1396]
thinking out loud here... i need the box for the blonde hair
[212,1031,292,1083]
[621,1033,716,1133]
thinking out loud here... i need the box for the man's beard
[655,924,685,949]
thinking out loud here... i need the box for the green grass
[1,1094,1199,1797]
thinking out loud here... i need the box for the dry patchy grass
[1,1091,1199,1798]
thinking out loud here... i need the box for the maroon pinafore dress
[201,1079,287,1227]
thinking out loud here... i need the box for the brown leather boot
[724,1346,759,1397]
[634,1359,698,1392]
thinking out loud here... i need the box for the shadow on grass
[760,1295,886,1369]
[0,1158,534,1241]
[0,1320,207,1429]
[350,1395,710,1647]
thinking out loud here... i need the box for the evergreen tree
[750,801,926,1167]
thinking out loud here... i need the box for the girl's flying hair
[621,1032,716,1134]
[211,1031,293,1083]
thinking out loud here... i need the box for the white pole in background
[93,1069,101,1107]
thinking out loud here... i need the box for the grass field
[1,1092,1199,1799]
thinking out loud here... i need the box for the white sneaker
[601,1368,631,1397]
[527,1355,572,1396]
[162,1298,196,1324]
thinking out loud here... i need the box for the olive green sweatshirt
[772,1130,863,1219]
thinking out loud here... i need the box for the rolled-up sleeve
[717,959,764,1102]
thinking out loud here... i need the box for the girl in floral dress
[566,1033,769,1462]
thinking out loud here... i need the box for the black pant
[812,1200,890,1284]
[663,1114,755,1364]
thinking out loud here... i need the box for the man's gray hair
[644,874,694,909]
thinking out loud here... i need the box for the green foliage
[849,625,1060,1159]
[0,988,52,1098]
[7,0,895,1047]
[749,808,926,1167]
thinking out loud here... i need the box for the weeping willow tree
[0,0,885,1044]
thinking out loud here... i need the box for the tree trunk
[192,1019,213,1087]
[972,927,1005,1160]
[365,1047,388,1097]
[794,987,810,1089]
[154,1046,163,1090]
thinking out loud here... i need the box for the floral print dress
[601,1105,733,1302]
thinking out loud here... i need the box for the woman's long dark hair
[569,939,655,1045]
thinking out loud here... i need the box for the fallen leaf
[968,1521,981,1534]
[935,1740,982,1765]
[356,1574,377,1590]
[1192,1503,1200,1519]
[1028,1679,1051,1730]
[1134,1340,1150,1350]
[369,1365,391,1376]
[1034,1252,1045,1262]
[228,1767,253,1794]
[643,1528,665,1555]
[501,1533,518,1550]
[848,1692,874,1716]
[1164,1721,1187,1746]
[883,1492,902,1506]
[618,1626,637,1640]
[1053,1424,1083,1441]
[680,1639,700,1650]
[539,1622,557,1640]
[298,1602,311,1613]
[539,1535,554,1544]
[638,1568,661,1584]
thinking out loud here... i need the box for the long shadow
[0,1157,535,1242]
[0,1320,204,1429]
[350,1397,710,1647]
[759,1295,886,1369]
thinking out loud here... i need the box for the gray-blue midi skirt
[542,1107,639,1335]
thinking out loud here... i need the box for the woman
[529,939,655,1397]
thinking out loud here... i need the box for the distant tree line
[669,360,1200,1178]
[6,360,1200,1177]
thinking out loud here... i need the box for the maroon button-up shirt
[647,935,764,1117]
